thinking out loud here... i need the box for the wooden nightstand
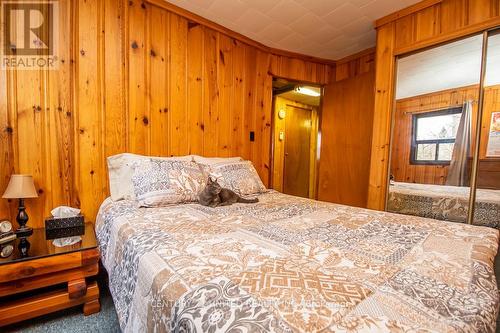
[0,223,100,327]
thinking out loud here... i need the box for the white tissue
[52,236,82,247]
[51,206,80,218]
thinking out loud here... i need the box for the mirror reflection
[387,34,483,223]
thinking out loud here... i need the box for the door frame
[269,76,324,199]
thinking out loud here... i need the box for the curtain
[446,101,472,186]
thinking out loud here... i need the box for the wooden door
[318,71,375,207]
[283,106,312,197]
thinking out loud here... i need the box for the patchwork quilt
[388,182,500,228]
[96,191,499,332]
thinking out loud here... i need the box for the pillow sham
[200,160,266,196]
[107,153,193,201]
[131,159,205,207]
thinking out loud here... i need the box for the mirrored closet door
[387,34,484,223]
[472,28,500,228]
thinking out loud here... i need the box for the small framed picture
[486,112,500,157]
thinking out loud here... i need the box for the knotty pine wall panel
[0,0,335,227]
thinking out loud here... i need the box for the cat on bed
[198,177,258,207]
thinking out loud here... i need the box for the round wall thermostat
[278,109,286,119]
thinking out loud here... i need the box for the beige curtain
[446,101,472,186]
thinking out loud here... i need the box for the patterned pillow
[131,159,205,207]
[201,160,266,196]
[107,153,194,201]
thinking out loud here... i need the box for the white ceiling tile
[307,26,341,44]
[323,4,361,29]
[207,0,247,21]
[335,44,366,59]
[356,31,377,46]
[350,0,375,7]
[239,0,281,13]
[294,0,344,18]
[163,0,422,60]
[289,13,323,37]
[359,0,420,21]
[234,9,274,34]
[323,35,355,50]
[259,24,294,44]
[278,33,309,50]
[181,0,216,9]
[267,1,308,25]
[341,17,373,37]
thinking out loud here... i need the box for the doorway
[271,78,321,199]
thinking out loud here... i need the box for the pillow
[192,155,243,165]
[201,160,266,196]
[107,153,193,201]
[131,159,205,207]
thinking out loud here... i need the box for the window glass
[412,108,462,163]
[416,113,461,140]
[416,143,436,160]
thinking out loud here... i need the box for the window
[410,107,462,165]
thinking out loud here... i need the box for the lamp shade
[2,175,38,199]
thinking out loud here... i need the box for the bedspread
[96,191,499,332]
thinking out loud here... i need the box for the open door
[272,78,320,199]
[317,71,375,207]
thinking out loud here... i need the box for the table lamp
[2,175,38,236]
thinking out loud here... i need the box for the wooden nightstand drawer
[0,252,83,283]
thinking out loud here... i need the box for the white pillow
[107,153,193,201]
[200,160,266,196]
[192,155,243,165]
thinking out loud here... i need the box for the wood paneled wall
[368,0,500,210]
[0,0,335,227]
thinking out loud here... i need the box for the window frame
[410,106,463,166]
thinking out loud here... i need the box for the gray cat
[198,177,259,207]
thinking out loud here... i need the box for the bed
[387,182,500,228]
[96,190,499,332]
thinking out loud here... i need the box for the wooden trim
[375,0,443,28]
[367,23,397,210]
[0,282,99,327]
[394,16,500,55]
[145,0,337,65]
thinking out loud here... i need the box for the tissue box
[45,225,85,240]
[45,214,84,230]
